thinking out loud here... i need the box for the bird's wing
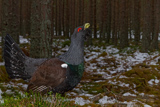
[27,58,67,93]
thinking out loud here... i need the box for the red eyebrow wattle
[77,28,82,32]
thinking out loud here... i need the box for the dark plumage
[4,23,91,94]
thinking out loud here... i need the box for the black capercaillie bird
[4,23,91,94]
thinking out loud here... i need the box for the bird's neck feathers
[59,39,84,65]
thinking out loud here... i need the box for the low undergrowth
[0,92,74,107]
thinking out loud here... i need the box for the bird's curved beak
[83,23,91,41]
[84,23,90,30]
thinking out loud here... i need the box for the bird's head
[71,23,91,42]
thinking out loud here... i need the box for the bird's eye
[77,28,82,32]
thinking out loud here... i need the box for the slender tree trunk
[58,1,61,36]
[1,0,19,43]
[149,0,160,50]
[55,0,58,36]
[81,0,84,25]
[10,0,20,43]
[51,0,54,37]
[65,0,69,37]
[1,0,12,55]
[26,0,31,35]
[62,1,64,35]
[0,0,2,32]
[71,0,75,33]
[100,0,106,42]
[114,0,119,46]
[93,0,97,38]
[141,0,152,52]
[87,0,93,45]
[134,0,140,45]
[1,0,10,37]
[20,0,31,36]
[78,0,81,25]
[111,0,115,44]
[119,0,129,49]
[106,0,111,43]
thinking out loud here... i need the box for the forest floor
[0,36,160,107]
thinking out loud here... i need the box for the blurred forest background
[0,0,160,57]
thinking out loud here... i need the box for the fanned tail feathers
[4,34,30,80]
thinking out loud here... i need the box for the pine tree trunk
[65,0,69,37]
[1,0,19,42]
[10,0,20,43]
[119,0,129,49]
[58,1,61,36]
[0,0,2,32]
[133,0,140,45]
[71,0,75,34]
[149,0,160,50]
[1,0,11,53]
[141,0,152,52]
[40,0,52,58]
[106,0,111,43]
[113,0,119,46]
[30,0,53,58]
[1,0,10,37]
[100,0,106,42]
[87,0,93,45]
[81,0,84,25]
[30,0,41,58]
[111,0,115,44]
[26,0,31,35]
[55,0,58,36]
[20,0,31,36]
[93,0,97,38]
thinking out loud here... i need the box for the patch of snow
[148,79,154,85]
[0,36,2,42]
[148,78,160,85]
[139,93,145,96]
[133,83,136,88]
[85,54,98,62]
[22,84,28,90]
[119,82,130,87]
[67,92,77,96]
[80,93,93,97]
[19,36,30,44]
[106,45,119,54]
[0,89,2,99]
[127,101,138,107]
[95,80,105,83]
[0,62,4,66]
[119,75,128,79]
[5,90,14,94]
[155,79,159,84]
[99,96,116,104]
[123,92,136,97]
[108,80,118,85]
[74,97,90,106]
[144,105,152,107]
